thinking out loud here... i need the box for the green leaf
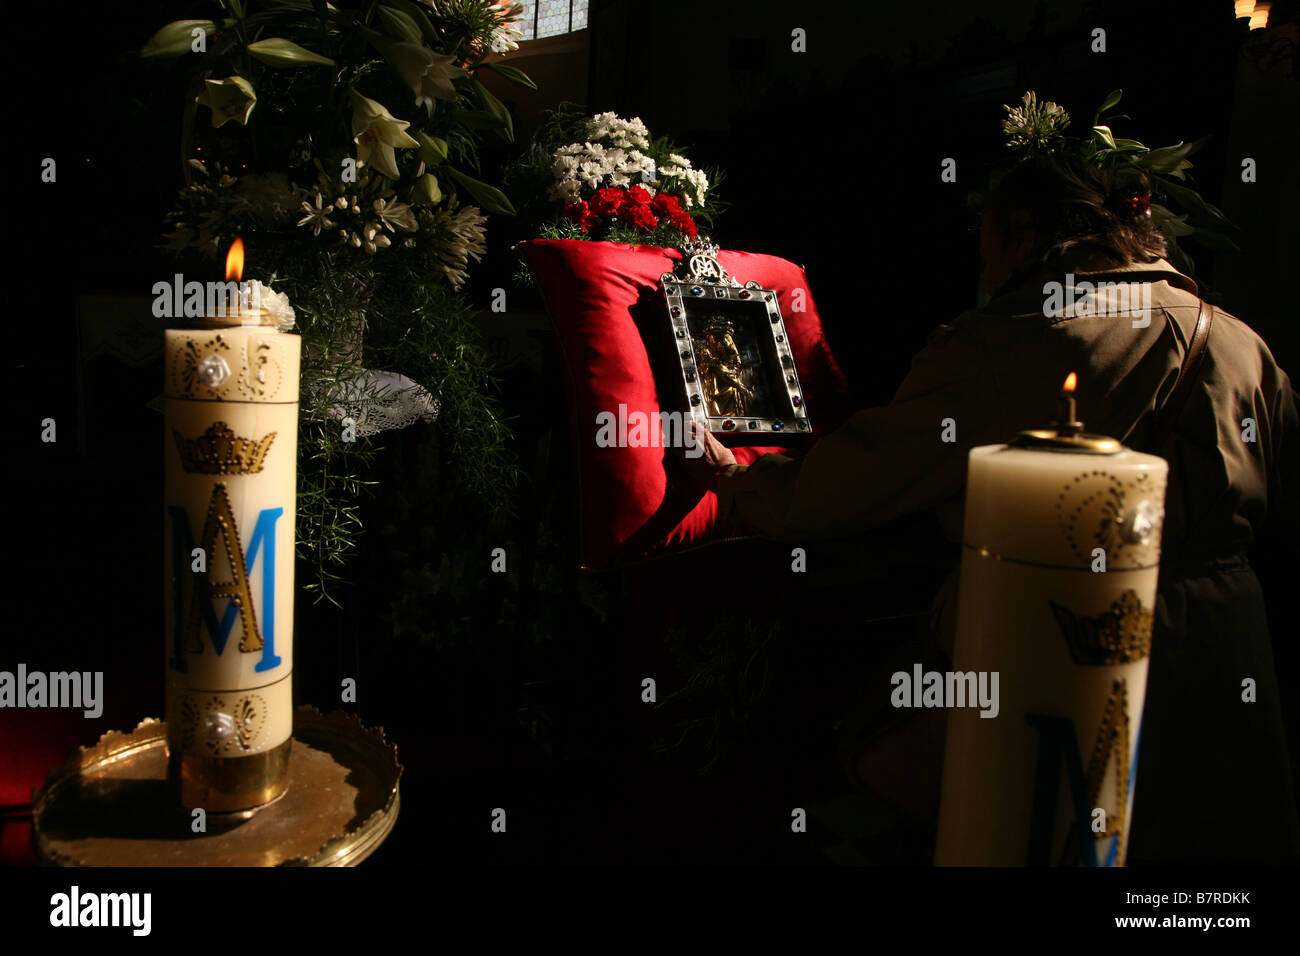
[480,62,538,90]
[473,79,513,143]
[446,168,516,216]
[1113,138,1148,152]
[1142,138,1206,178]
[1152,174,1232,225]
[1092,125,1116,150]
[1150,203,1195,237]
[1186,226,1242,254]
[381,0,442,44]
[376,4,423,44]
[412,173,442,204]
[246,37,336,67]
[140,20,216,58]
[414,132,449,165]
[1092,89,1122,125]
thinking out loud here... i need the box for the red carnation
[619,202,659,232]
[651,193,682,216]
[590,187,624,218]
[625,185,653,206]
[671,209,698,239]
[562,200,597,232]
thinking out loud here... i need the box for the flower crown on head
[999,89,1240,277]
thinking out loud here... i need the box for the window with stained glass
[516,0,589,41]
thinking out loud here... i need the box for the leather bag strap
[1149,298,1213,451]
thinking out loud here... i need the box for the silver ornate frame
[660,239,812,436]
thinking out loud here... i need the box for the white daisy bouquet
[506,106,723,247]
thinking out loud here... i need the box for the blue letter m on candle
[169,483,283,674]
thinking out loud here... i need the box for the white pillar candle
[935,396,1167,866]
[162,243,300,812]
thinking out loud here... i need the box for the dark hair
[986,153,1166,268]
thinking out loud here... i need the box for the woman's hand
[682,420,737,490]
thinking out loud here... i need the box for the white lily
[371,38,464,114]
[350,91,420,180]
[195,76,257,128]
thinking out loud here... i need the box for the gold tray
[31,706,401,866]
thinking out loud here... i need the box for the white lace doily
[321,369,440,437]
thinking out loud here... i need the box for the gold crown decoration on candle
[172,422,277,475]
[1011,372,1122,454]
[1049,589,1155,665]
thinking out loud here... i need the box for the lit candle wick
[1056,372,1081,436]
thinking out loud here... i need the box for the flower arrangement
[505,106,723,248]
[1001,89,1239,280]
[1001,91,1072,157]
[143,0,531,600]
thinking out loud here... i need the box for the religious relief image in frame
[660,242,812,437]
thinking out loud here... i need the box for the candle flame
[1063,372,1077,393]
[225,238,245,281]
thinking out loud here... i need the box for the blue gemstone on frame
[772,421,784,431]
[691,286,703,295]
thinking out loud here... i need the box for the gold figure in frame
[696,320,754,417]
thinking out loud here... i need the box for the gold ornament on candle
[163,239,300,812]
[935,373,1167,866]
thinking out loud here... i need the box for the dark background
[5,0,1298,867]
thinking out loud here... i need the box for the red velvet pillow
[522,239,850,568]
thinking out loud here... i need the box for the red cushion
[522,239,850,568]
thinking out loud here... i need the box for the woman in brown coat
[687,155,1300,863]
